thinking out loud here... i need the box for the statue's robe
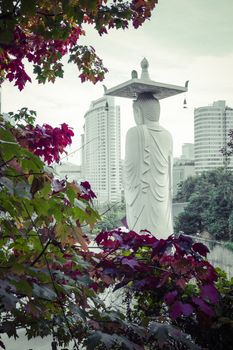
[124,122,173,238]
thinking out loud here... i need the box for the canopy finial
[140,57,150,80]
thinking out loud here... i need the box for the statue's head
[133,92,160,125]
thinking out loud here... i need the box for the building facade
[54,163,82,182]
[181,143,194,160]
[194,100,233,174]
[81,96,121,205]
[173,160,195,197]
[173,143,195,196]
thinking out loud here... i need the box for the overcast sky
[2,0,233,163]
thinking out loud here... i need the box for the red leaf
[192,243,209,257]
[175,278,187,289]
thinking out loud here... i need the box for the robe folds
[124,122,173,239]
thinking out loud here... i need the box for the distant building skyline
[194,100,233,174]
[81,95,121,205]
[173,143,195,196]
[53,162,82,182]
[181,143,194,160]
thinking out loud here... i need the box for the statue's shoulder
[160,125,172,139]
[126,126,142,139]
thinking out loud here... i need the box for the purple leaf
[174,235,193,253]
[192,243,209,257]
[192,297,215,317]
[152,239,168,256]
[182,303,193,316]
[164,290,178,305]
[170,301,182,319]
[200,284,219,304]
[134,276,159,290]
[121,257,139,270]
[170,301,193,319]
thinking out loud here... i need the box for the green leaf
[32,198,49,216]
[0,28,14,44]
[15,181,31,199]
[70,304,87,321]
[32,284,57,301]
[36,182,51,198]
[21,0,36,15]
[11,279,33,296]
[72,206,86,221]
[0,126,17,143]
[55,222,68,241]
[0,177,14,195]
[52,207,63,222]
[66,185,76,204]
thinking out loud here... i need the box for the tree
[92,202,126,234]
[174,168,233,241]
[174,176,199,203]
[0,0,157,89]
[0,1,159,348]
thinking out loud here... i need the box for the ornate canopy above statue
[105,58,188,100]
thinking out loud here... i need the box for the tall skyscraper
[81,96,121,205]
[194,100,233,174]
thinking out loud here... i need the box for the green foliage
[8,108,36,127]
[0,113,160,349]
[92,203,126,234]
[174,168,233,241]
[224,241,233,252]
[0,114,105,347]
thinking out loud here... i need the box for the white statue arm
[124,127,141,203]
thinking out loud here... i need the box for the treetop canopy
[0,0,158,89]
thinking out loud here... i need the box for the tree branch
[22,201,79,349]
[36,11,64,17]
[30,238,51,266]
[6,172,45,177]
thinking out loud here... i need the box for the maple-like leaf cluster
[94,230,219,320]
[0,0,157,90]
[1,25,84,90]
[16,122,74,164]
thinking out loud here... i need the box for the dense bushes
[175,169,233,241]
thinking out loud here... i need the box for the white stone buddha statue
[124,92,173,238]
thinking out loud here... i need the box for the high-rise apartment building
[81,96,121,205]
[194,100,233,174]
